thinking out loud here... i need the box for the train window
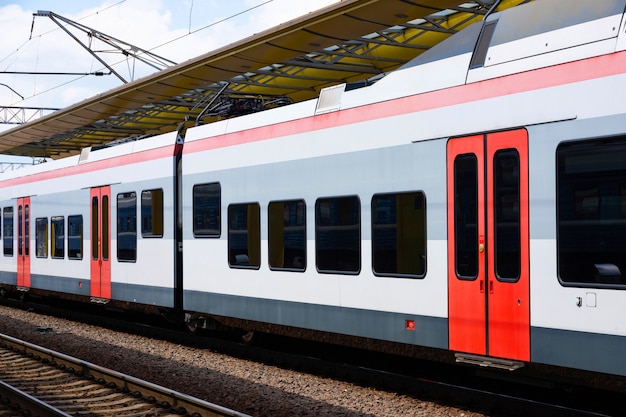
[193,183,221,237]
[18,206,22,257]
[3,207,13,257]
[372,192,426,278]
[92,197,97,260]
[16,204,30,258]
[315,196,361,274]
[26,205,29,257]
[268,200,306,271]
[558,138,626,287]
[35,218,48,258]
[68,215,83,260]
[454,154,478,279]
[117,192,137,262]
[494,149,521,281]
[228,203,260,268]
[51,216,64,259]
[102,195,109,261]
[141,189,163,238]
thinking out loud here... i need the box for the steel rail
[0,380,73,417]
[0,332,252,417]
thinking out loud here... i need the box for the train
[2,0,626,385]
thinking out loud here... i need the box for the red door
[17,197,30,288]
[447,129,530,361]
[90,187,111,299]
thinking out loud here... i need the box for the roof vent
[315,83,345,115]
[78,147,91,164]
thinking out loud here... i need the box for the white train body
[2,0,626,378]
[0,134,178,306]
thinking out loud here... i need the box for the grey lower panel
[0,271,16,285]
[111,282,173,307]
[31,274,91,296]
[532,327,626,376]
[30,274,173,307]
[184,290,448,349]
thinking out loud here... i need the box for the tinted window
[23,204,29,257]
[102,195,109,261]
[372,192,426,278]
[3,207,13,257]
[35,218,48,258]
[91,196,100,260]
[228,203,260,268]
[268,200,306,271]
[454,154,478,279]
[141,189,164,237]
[315,196,360,274]
[193,183,221,237]
[18,206,22,257]
[117,192,137,262]
[558,138,626,286]
[494,149,520,281]
[51,216,64,259]
[68,215,83,260]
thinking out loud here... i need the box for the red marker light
[405,319,415,331]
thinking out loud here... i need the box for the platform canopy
[0,0,529,159]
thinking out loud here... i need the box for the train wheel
[240,330,255,344]
[185,315,205,333]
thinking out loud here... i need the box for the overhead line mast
[0,107,59,125]
[31,10,177,83]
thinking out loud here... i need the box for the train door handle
[489,280,494,294]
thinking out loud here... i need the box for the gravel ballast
[0,304,489,417]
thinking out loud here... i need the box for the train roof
[0,0,529,159]
[401,0,626,69]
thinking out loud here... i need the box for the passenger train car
[2,0,626,382]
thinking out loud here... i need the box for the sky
[0,0,338,132]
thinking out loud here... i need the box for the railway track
[0,332,251,417]
[0,379,71,417]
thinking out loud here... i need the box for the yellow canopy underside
[0,0,529,158]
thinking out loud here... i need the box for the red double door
[90,186,111,299]
[447,129,530,361]
[16,189,110,299]
[17,197,30,288]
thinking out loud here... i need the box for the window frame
[35,217,48,258]
[228,202,261,269]
[371,191,427,279]
[315,195,361,275]
[557,137,626,288]
[268,199,306,272]
[117,192,137,263]
[3,207,13,257]
[141,188,164,238]
[51,216,65,259]
[193,182,221,238]
[68,215,83,260]
[493,149,521,282]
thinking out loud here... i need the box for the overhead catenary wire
[2,0,276,106]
